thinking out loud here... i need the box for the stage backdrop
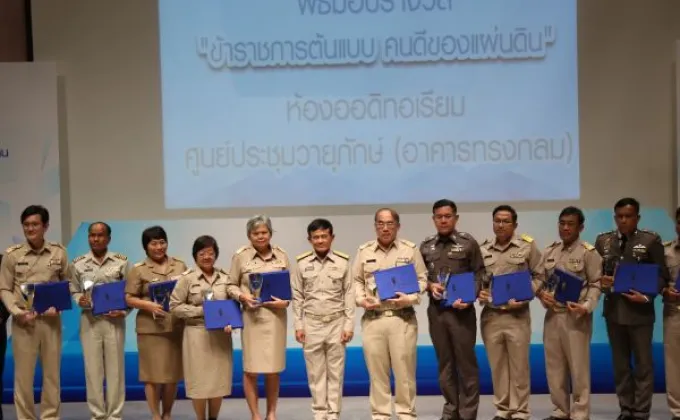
[1,207,674,402]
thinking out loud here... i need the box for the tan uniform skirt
[242,307,287,373]
[137,329,183,384]
[182,325,233,399]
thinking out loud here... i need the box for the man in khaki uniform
[537,207,602,420]
[478,205,543,420]
[68,222,129,420]
[292,218,355,420]
[0,205,67,420]
[353,208,428,420]
[662,207,680,420]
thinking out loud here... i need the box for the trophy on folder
[602,255,619,292]
[544,268,559,297]
[20,283,35,312]
[203,287,214,301]
[248,273,264,303]
[79,275,95,308]
[437,267,451,301]
[481,272,493,303]
[152,288,171,318]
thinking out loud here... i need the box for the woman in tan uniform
[125,226,186,420]
[169,235,234,420]
[227,215,291,420]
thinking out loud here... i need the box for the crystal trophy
[437,267,451,301]
[203,287,215,301]
[481,272,492,303]
[20,283,35,312]
[248,273,264,303]
[79,275,95,309]
[602,255,619,293]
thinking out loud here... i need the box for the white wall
[28,0,680,241]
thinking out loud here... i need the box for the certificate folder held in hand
[33,281,73,313]
[553,269,583,304]
[92,281,127,316]
[442,272,476,306]
[613,262,660,296]
[204,300,244,330]
[255,270,292,302]
[148,280,177,312]
[374,264,420,301]
[491,270,534,306]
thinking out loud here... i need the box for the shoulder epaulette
[5,244,22,254]
[181,268,193,276]
[133,261,144,268]
[332,250,350,260]
[457,231,470,239]
[113,253,127,260]
[296,250,313,261]
[49,242,65,249]
[358,241,374,250]
[422,234,437,243]
[596,230,615,238]
[520,234,534,243]
[664,240,673,247]
[235,246,248,255]
[273,244,286,254]
[399,239,416,248]
[481,238,491,246]
[547,241,560,248]
[72,255,86,264]
[640,229,661,238]
[582,241,595,251]
[172,257,184,264]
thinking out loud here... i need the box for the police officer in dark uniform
[594,197,669,420]
[420,199,484,420]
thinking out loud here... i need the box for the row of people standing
[0,200,678,420]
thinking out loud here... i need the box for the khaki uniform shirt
[0,242,68,316]
[226,244,290,299]
[125,256,187,334]
[292,249,355,332]
[480,234,544,309]
[68,251,129,312]
[542,239,602,313]
[169,267,229,326]
[352,238,428,310]
[664,239,680,313]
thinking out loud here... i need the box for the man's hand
[239,293,261,309]
[42,307,59,317]
[429,283,444,300]
[451,298,470,310]
[664,287,680,300]
[147,301,167,318]
[600,275,614,289]
[387,292,411,309]
[295,329,306,344]
[262,296,289,309]
[507,298,526,309]
[341,330,354,344]
[622,289,650,304]
[478,290,491,303]
[105,310,127,318]
[567,301,588,316]
[78,295,91,308]
[361,297,380,310]
[223,325,233,334]
[17,310,37,325]
[538,291,556,308]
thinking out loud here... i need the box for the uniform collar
[24,241,51,255]
[313,251,335,263]
[86,250,114,265]
[373,239,398,252]
[436,232,458,244]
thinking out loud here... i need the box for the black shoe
[491,417,508,420]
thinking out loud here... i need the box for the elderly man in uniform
[420,199,484,420]
[595,197,668,420]
[353,208,428,420]
[478,205,544,420]
[537,206,602,420]
[292,218,355,420]
[68,222,129,420]
[0,205,68,420]
[663,207,680,420]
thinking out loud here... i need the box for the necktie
[620,235,628,254]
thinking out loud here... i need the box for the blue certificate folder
[374,264,420,301]
[613,262,660,296]
[148,280,177,312]
[442,272,477,306]
[92,281,127,316]
[33,281,72,313]
[491,270,534,306]
[251,270,292,302]
[204,300,244,330]
[553,269,584,304]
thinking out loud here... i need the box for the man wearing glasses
[478,205,544,420]
[420,199,484,420]
[352,208,428,420]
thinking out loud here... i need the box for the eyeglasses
[375,221,397,229]
[434,214,455,221]
[493,220,514,226]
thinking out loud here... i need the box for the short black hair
[192,235,219,260]
[614,197,640,214]
[374,208,400,224]
[559,206,585,225]
[675,207,680,220]
[432,199,457,214]
[20,205,49,225]
[307,218,334,237]
[88,221,112,236]
[492,205,517,223]
[141,225,168,252]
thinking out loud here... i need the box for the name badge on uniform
[632,244,647,261]
[546,258,555,263]
[48,259,61,267]
[304,266,314,272]
[510,252,525,259]
[396,257,410,265]
[17,262,29,266]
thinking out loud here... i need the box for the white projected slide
[159,0,579,209]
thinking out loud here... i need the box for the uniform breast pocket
[301,272,317,293]
[14,264,29,280]
[508,257,527,271]
[482,253,497,272]
[447,251,468,271]
[568,261,585,276]
[188,283,203,305]
[327,272,345,293]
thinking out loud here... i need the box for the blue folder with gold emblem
[491,270,534,306]
[613,262,659,296]
[442,272,476,306]
[33,281,73,313]
[204,299,244,330]
[148,280,177,312]
[553,269,583,304]
[92,281,127,316]
[256,270,292,302]
[374,264,420,301]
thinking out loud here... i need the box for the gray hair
[246,214,273,236]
